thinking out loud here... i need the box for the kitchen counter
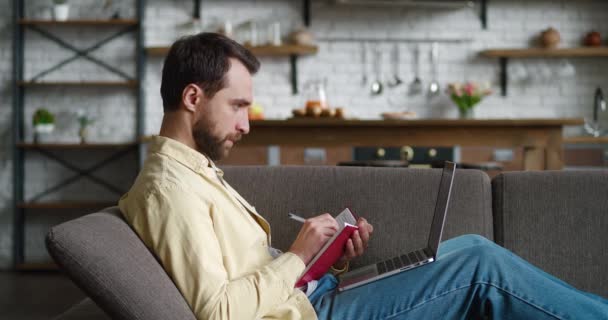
[242,118,584,170]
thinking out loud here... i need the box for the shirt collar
[148,135,221,176]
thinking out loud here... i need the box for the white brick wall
[0,0,607,267]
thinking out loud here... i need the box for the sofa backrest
[46,166,493,319]
[223,166,493,268]
[492,170,608,298]
[46,207,197,320]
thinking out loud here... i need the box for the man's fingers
[352,230,365,256]
[345,239,355,259]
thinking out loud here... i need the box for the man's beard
[192,119,241,161]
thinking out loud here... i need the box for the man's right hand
[288,213,339,265]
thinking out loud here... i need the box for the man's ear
[182,84,204,112]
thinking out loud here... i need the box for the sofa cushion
[46,207,196,320]
[492,170,608,298]
[52,298,108,320]
[222,166,493,268]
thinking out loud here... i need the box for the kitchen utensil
[361,42,368,86]
[371,49,383,95]
[409,44,423,95]
[584,87,607,137]
[388,44,403,88]
[428,42,440,96]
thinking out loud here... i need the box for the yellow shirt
[119,136,317,320]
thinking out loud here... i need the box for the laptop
[337,161,456,292]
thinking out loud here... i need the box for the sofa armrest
[52,298,109,320]
[492,170,608,297]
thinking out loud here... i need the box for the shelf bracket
[303,0,311,27]
[193,0,201,20]
[290,55,299,95]
[499,57,508,97]
[479,0,487,29]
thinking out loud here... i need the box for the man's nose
[236,111,250,135]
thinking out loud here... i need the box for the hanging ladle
[388,43,403,88]
[371,49,383,95]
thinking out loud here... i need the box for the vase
[34,124,55,143]
[79,127,88,144]
[53,4,70,21]
[459,108,474,119]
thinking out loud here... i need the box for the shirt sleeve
[119,185,306,320]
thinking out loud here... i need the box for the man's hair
[160,32,260,112]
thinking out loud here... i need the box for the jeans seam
[383,281,565,320]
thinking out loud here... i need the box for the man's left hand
[333,217,374,270]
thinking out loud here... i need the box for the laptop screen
[426,161,456,256]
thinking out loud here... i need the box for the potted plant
[76,109,94,144]
[446,82,493,119]
[32,108,55,143]
[52,0,70,21]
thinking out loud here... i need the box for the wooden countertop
[563,136,608,144]
[250,118,584,127]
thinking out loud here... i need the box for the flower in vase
[446,82,492,118]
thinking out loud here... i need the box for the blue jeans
[309,235,608,319]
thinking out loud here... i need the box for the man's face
[193,58,252,161]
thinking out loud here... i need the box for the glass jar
[303,79,328,117]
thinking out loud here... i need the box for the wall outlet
[304,148,326,165]
[494,149,514,162]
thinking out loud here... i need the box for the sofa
[46,166,608,319]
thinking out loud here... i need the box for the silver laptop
[338,161,456,292]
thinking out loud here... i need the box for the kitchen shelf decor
[11,0,146,270]
[480,47,608,96]
[147,44,318,94]
[152,0,315,94]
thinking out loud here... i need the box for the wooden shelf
[481,47,608,58]
[15,262,60,271]
[17,142,140,150]
[480,47,608,96]
[147,43,318,94]
[564,136,608,144]
[146,44,318,57]
[18,201,116,209]
[19,19,138,26]
[19,81,138,88]
[246,44,318,56]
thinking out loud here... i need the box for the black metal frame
[12,0,25,269]
[11,0,146,269]
[26,146,137,202]
[28,25,137,82]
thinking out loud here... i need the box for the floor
[0,271,86,320]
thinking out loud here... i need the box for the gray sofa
[46,167,608,319]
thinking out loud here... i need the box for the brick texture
[0,0,607,267]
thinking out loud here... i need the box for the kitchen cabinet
[240,118,584,170]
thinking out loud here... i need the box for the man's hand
[288,214,339,265]
[333,217,374,270]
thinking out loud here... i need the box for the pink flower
[464,82,475,96]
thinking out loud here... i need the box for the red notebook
[295,208,358,288]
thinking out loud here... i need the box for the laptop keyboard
[376,249,428,275]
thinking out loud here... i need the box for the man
[119,33,608,319]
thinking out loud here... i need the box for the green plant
[76,110,94,129]
[53,0,68,5]
[32,108,55,126]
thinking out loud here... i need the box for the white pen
[288,212,306,223]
